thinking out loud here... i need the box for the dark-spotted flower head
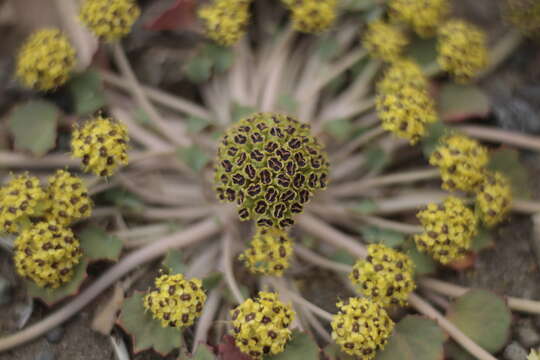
[476,171,512,227]
[80,0,140,41]
[198,0,252,46]
[230,291,294,359]
[285,0,339,34]
[363,21,408,62]
[388,0,450,37]
[377,58,428,93]
[44,170,92,225]
[214,112,329,229]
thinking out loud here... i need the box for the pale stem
[457,125,540,152]
[479,30,523,79]
[135,206,212,221]
[186,243,220,279]
[331,126,386,163]
[221,233,245,305]
[295,245,353,274]
[288,280,331,341]
[0,218,222,352]
[267,277,305,331]
[192,287,222,353]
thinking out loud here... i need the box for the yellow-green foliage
[377,59,428,93]
[437,20,489,83]
[239,226,294,276]
[44,170,92,225]
[143,274,207,328]
[230,291,294,359]
[414,197,477,264]
[214,112,329,229]
[0,173,45,233]
[71,116,129,177]
[13,221,82,288]
[476,171,512,227]
[350,244,415,306]
[285,0,338,33]
[388,0,450,37]
[429,134,489,192]
[198,0,252,46]
[363,21,408,62]
[331,297,394,358]
[80,0,140,41]
[16,29,76,91]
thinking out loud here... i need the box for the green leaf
[67,70,106,116]
[447,289,511,353]
[365,146,390,172]
[177,145,210,172]
[402,240,437,276]
[267,331,319,360]
[342,0,377,11]
[323,344,357,360]
[325,118,353,141]
[79,226,123,262]
[376,315,445,360]
[360,226,405,248]
[438,84,490,122]
[204,43,234,73]
[118,292,182,355]
[329,249,356,266]
[101,188,144,213]
[487,148,532,200]
[187,116,211,134]
[352,199,378,215]
[421,121,451,158]
[470,227,494,252]
[278,93,298,113]
[316,36,342,60]
[231,103,256,122]
[162,250,186,275]
[202,272,223,291]
[8,100,59,157]
[185,55,213,83]
[445,341,476,360]
[406,37,438,68]
[26,258,88,306]
[192,345,217,360]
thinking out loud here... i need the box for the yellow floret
[437,20,489,83]
[476,171,512,227]
[363,21,408,62]
[429,134,489,192]
[504,0,540,36]
[376,84,438,144]
[288,0,338,34]
[377,58,428,93]
[239,226,294,276]
[80,0,140,42]
[198,0,251,46]
[71,116,129,177]
[388,0,450,37]
[16,29,76,91]
[350,244,415,306]
[331,297,394,358]
[143,274,207,328]
[230,291,294,359]
[44,170,92,225]
[414,196,477,264]
[0,173,46,233]
[13,221,82,288]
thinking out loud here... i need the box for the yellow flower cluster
[0,173,45,233]
[388,0,450,37]
[429,134,489,192]
[476,171,512,227]
[377,58,428,93]
[13,221,82,288]
[143,274,207,328]
[414,196,477,264]
[44,170,92,225]
[230,291,294,359]
[214,112,329,229]
[239,227,294,276]
[504,0,540,36]
[350,244,415,306]
[363,21,408,62]
[331,297,394,358]
[285,0,338,34]
[437,20,489,83]
[198,0,252,46]
[79,0,141,42]
[16,29,76,91]
[71,116,129,177]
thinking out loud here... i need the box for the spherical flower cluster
[363,21,408,62]
[0,173,46,233]
[414,197,477,264]
[79,0,141,42]
[429,134,489,192]
[214,112,329,229]
[198,0,251,46]
[349,244,415,306]
[16,29,76,91]
[376,83,437,144]
[437,20,489,83]
[476,171,512,227]
[388,0,450,37]
[504,0,540,36]
[239,227,294,276]
[231,291,294,359]
[44,170,92,225]
[331,297,394,358]
[143,274,207,328]
[285,0,338,34]
[71,116,129,177]
[13,221,82,288]
[377,58,428,93]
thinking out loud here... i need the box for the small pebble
[45,326,64,344]
[504,341,528,360]
[0,276,11,305]
[35,349,55,360]
[517,319,540,348]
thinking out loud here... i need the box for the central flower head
[214,112,329,228]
